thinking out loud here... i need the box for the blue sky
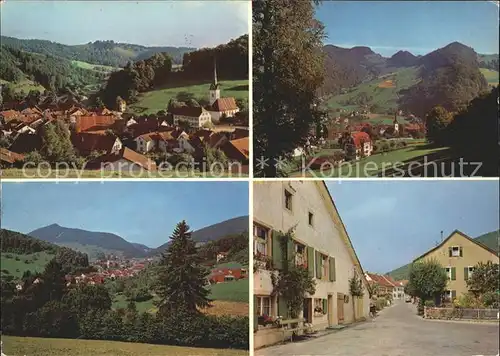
[316,1,499,56]
[1,181,249,248]
[0,1,249,48]
[327,180,499,273]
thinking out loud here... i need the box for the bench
[278,318,308,342]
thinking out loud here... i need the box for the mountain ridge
[27,216,249,259]
[0,36,195,67]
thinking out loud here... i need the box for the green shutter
[254,295,259,331]
[329,257,336,282]
[459,247,463,257]
[315,251,322,279]
[271,230,283,270]
[323,299,327,314]
[451,290,456,300]
[307,246,315,277]
[448,247,452,257]
[287,237,294,266]
[464,267,468,280]
[278,297,288,318]
[451,267,456,280]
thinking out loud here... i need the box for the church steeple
[209,56,220,105]
[210,57,220,90]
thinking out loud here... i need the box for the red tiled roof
[169,106,207,117]
[120,147,157,171]
[211,97,238,112]
[0,148,25,163]
[75,116,116,133]
[222,137,249,161]
[0,110,21,122]
[352,132,371,148]
[72,132,120,155]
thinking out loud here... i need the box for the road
[255,301,499,356]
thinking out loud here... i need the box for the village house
[71,132,123,156]
[73,115,117,133]
[209,267,247,284]
[220,137,249,164]
[0,148,25,167]
[342,131,373,160]
[253,181,370,348]
[169,106,212,128]
[413,230,499,303]
[134,129,188,154]
[206,61,240,123]
[216,252,228,263]
[93,147,157,172]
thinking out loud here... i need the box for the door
[303,298,313,323]
[328,294,334,326]
[337,293,344,324]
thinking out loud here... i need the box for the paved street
[256,301,499,356]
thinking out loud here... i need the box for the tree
[466,261,499,295]
[253,0,325,177]
[63,284,112,318]
[40,120,76,163]
[425,106,453,143]
[40,259,67,302]
[155,220,211,316]
[406,259,447,305]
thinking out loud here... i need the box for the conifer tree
[155,220,211,316]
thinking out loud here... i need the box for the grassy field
[128,80,249,115]
[292,143,450,178]
[480,68,499,86]
[1,251,55,278]
[2,336,248,356]
[0,78,45,94]
[326,67,420,112]
[71,60,118,73]
[208,279,249,303]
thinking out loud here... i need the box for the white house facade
[253,181,370,349]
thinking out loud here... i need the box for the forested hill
[1,36,195,67]
[321,41,495,118]
[0,46,106,92]
[0,228,91,275]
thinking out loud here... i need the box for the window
[322,255,328,279]
[308,212,314,226]
[257,296,271,316]
[254,224,269,257]
[314,298,323,314]
[450,246,461,257]
[445,267,451,280]
[466,266,475,279]
[284,189,293,211]
[295,243,306,267]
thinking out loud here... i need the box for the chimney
[440,230,444,242]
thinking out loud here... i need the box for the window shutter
[451,267,456,280]
[287,237,294,266]
[459,247,463,257]
[307,246,315,277]
[464,267,468,280]
[278,297,289,318]
[451,290,456,300]
[330,257,336,282]
[254,295,259,331]
[448,247,452,257]
[271,230,283,270]
[315,251,322,279]
[323,299,327,314]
